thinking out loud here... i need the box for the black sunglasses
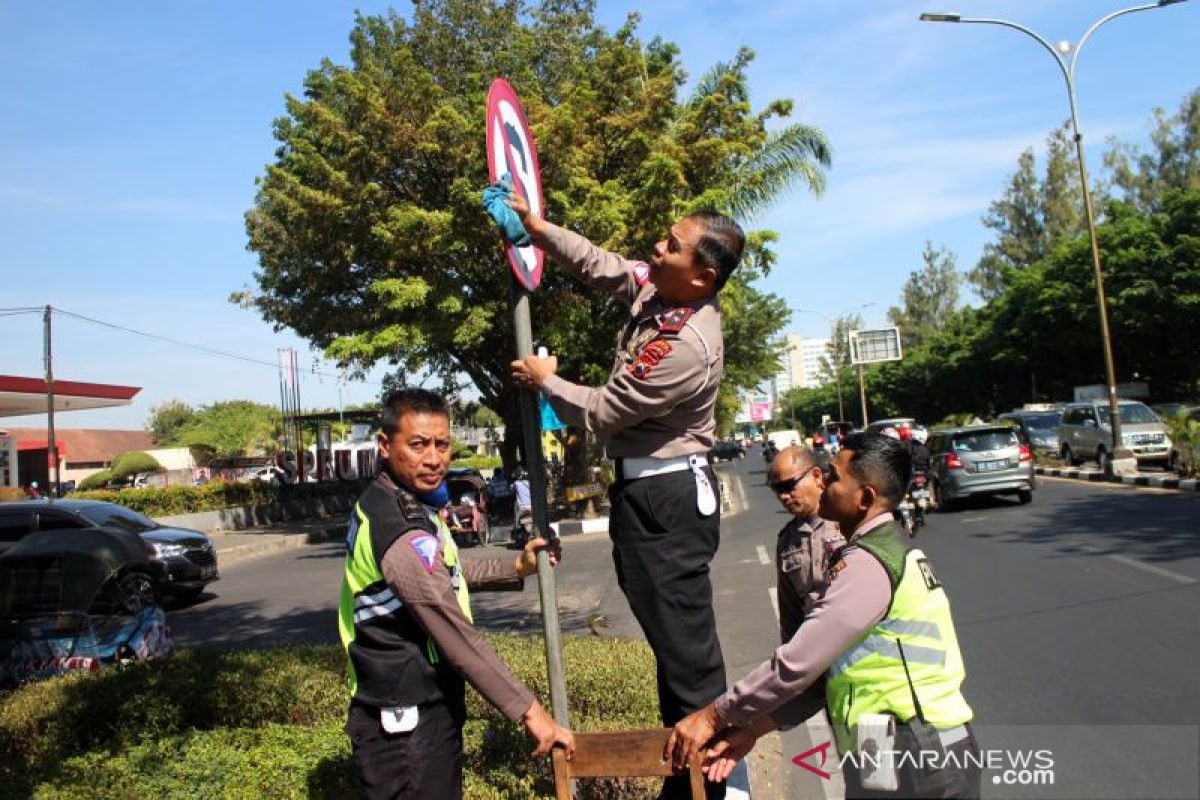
[770,474,806,494]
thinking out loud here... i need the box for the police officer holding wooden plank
[498,186,743,800]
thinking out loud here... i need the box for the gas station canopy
[0,375,141,418]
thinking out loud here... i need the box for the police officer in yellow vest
[339,388,574,800]
[668,433,980,799]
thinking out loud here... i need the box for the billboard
[749,402,772,422]
[849,327,903,365]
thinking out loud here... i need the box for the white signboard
[849,327,903,365]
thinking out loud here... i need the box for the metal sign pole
[858,363,869,428]
[511,284,570,728]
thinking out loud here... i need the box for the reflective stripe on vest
[825,543,973,752]
[338,500,474,696]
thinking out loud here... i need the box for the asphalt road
[168,457,1200,799]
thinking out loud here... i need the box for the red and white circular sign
[486,78,544,291]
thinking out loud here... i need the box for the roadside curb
[550,517,610,537]
[211,523,344,567]
[1036,466,1200,492]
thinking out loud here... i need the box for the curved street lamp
[920,0,1189,472]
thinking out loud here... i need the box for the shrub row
[453,456,503,471]
[0,635,660,799]
[66,459,494,518]
[70,479,369,518]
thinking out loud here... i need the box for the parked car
[0,500,217,602]
[247,466,284,483]
[1058,400,1172,471]
[998,410,1062,454]
[710,439,746,461]
[926,425,1035,509]
[1150,402,1198,421]
[0,527,173,687]
[865,417,917,435]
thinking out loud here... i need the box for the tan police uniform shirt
[379,531,535,722]
[715,513,894,728]
[533,222,722,459]
[776,514,846,642]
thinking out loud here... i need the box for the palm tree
[679,47,833,222]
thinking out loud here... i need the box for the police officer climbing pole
[483,77,571,731]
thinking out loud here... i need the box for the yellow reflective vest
[825,521,973,752]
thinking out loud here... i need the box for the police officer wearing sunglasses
[767,446,845,646]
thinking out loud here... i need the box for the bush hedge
[70,478,370,518]
[0,635,660,799]
[453,456,503,471]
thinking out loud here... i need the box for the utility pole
[44,305,59,496]
[857,363,869,428]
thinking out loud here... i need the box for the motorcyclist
[898,427,931,532]
[511,467,533,546]
[909,427,931,474]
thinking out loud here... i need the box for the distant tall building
[774,333,831,396]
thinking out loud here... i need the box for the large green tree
[239,1,829,459]
[146,399,196,446]
[1105,87,1200,213]
[174,401,283,459]
[887,242,961,351]
[969,123,1087,300]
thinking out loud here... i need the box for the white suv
[1058,400,1171,471]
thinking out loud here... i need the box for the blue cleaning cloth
[482,175,533,248]
[539,392,566,432]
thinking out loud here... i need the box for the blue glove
[482,175,532,248]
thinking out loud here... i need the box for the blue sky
[2,1,1195,430]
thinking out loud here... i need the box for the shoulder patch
[658,306,696,333]
[633,262,651,286]
[397,490,426,521]
[626,337,673,379]
[829,557,849,580]
[409,534,440,573]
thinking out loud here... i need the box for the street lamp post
[791,303,875,425]
[920,0,1189,473]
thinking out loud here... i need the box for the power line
[50,306,349,380]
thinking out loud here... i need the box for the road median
[1035,465,1199,492]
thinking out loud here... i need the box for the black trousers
[842,723,982,800]
[346,700,463,800]
[610,467,726,800]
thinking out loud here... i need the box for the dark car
[0,527,174,687]
[710,439,746,462]
[998,410,1062,454]
[0,500,217,602]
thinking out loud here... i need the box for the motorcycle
[898,472,931,536]
[512,506,534,549]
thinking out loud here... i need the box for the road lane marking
[726,761,751,799]
[768,584,843,799]
[804,714,844,800]
[756,545,771,565]
[962,516,986,523]
[1077,545,1197,585]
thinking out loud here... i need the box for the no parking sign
[486,78,544,291]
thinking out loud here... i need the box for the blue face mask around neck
[412,481,450,509]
